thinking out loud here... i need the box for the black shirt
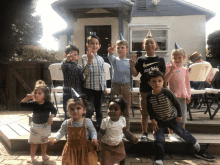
[135,55,166,93]
[20,101,57,124]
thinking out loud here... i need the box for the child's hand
[98,143,102,151]
[129,53,137,67]
[21,94,34,103]
[66,54,72,62]
[26,94,34,100]
[92,139,98,146]
[132,135,138,144]
[170,61,177,71]
[47,117,53,125]
[176,117,182,122]
[87,46,94,65]
[151,119,159,132]
[104,89,108,96]
[47,136,57,145]
[108,41,116,54]
[186,97,191,104]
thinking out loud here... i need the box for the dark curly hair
[65,44,79,55]
[87,35,101,44]
[108,96,126,113]
[148,70,164,82]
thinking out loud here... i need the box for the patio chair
[198,68,219,109]
[131,73,141,117]
[188,62,212,120]
[202,68,220,119]
[104,62,112,106]
[189,62,212,82]
[48,63,64,113]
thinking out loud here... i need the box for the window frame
[129,24,169,54]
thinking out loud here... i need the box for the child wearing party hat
[164,43,191,141]
[129,30,166,141]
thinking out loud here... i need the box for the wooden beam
[12,70,32,93]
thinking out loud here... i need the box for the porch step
[1,123,220,154]
[28,111,220,134]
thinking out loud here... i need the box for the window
[129,24,168,53]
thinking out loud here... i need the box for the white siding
[57,35,67,60]
[129,15,206,64]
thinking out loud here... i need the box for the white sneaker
[155,160,163,165]
[168,134,180,142]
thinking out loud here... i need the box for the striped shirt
[82,54,106,91]
[147,88,182,121]
[61,58,90,94]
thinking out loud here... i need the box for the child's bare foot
[27,158,36,163]
[42,155,50,162]
[27,159,33,163]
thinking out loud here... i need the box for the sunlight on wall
[36,0,67,50]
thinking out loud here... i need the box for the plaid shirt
[82,54,106,91]
[61,58,90,94]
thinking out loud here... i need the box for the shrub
[11,45,58,62]
[207,30,220,62]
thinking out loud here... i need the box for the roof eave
[52,28,73,39]
[174,0,216,22]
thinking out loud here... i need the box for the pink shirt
[165,63,191,99]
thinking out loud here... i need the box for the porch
[1,103,220,155]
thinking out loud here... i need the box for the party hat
[119,33,125,41]
[175,42,180,49]
[147,30,153,37]
[71,88,85,99]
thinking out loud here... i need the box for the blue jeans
[154,119,197,160]
[63,91,72,120]
[84,88,104,130]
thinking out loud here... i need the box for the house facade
[52,0,215,64]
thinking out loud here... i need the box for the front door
[85,26,111,58]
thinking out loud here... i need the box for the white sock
[193,142,200,152]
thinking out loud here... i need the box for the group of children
[20,32,216,165]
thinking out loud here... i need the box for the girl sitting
[98,97,138,165]
[20,80,57,163]
[48,98,98,165]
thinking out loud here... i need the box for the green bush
[207,30,220,62]
[11,45,57,62]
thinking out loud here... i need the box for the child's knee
[30,144,38,148]
[141,113,149,118]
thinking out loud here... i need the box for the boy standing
[107,40,133,129]
[130,31,166,141]
[61,45,93,120]
[82,35,106,131]
[147,70,215,165]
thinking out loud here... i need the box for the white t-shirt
[100,116,126,146]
